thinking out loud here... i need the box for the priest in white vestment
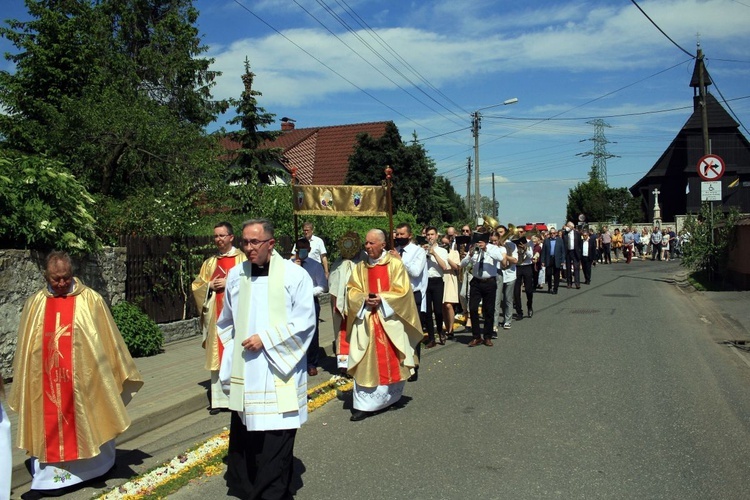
[346,229,423,422]
[1,380,10,500]
[217,219,316,498]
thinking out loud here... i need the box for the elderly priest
[10,251,143,498]
[346,228,423,422]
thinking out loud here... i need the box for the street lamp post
[472,97,518,219]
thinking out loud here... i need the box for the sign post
[697,154,725,283]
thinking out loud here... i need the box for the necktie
[475,251,484,278]
[399,247,405,257]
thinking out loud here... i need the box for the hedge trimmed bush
[112,301,164,358]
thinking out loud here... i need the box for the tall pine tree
[224,58,286,186]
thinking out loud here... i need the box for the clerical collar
[219,246,236,257]
[368,250,387,265]
[251,263,269,276]
[47,278,76,297]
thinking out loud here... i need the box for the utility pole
[466,156,472,214]
[471,98,518,219]
[492,173,496,218]
[472,111,481,219]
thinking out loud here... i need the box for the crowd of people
[2,217,688,500]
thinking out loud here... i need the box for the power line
[334,0,470,115]
[303,0,466,126]
[229,0,445,137]
[290,0,465,128]
[630,0,695,58]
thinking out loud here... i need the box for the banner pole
[385,165,394,248]
[291,167,299,242]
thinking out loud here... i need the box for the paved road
[44,260,750,499]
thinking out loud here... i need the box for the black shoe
[209,408,223,415]
[408,371,419,382]
[23,489,67,499]
[350,410,372,422]
[528,309,533,318]
[515,314,523,321]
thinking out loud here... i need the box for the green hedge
[112,301,164,357]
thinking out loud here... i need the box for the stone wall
[0,248,127,379]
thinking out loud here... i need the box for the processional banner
[292,185,388,217]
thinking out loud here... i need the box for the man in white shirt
[563,221,582,289]
[423,226,450,346]
[217,219,316,498]
[460,229,506,346]
[390,223,427,380]
[301,221,329,278]
[498,227,518,330]
[293,238,328,377]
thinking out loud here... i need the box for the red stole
[213,256,237,360]
[368,263,403,385]
[43,295,77,462]
[337,308,350,356]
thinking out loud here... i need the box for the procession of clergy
[2,216,591,499]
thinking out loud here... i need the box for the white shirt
[399,242,428,296]
[502,242,518,283]
[517,244,534,266]
[460,243,504,278]
[426,245,448,278]
[300,258,328,297]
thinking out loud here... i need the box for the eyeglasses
[213,234,231,239]
[241,238,273,247]
[462,229,471,233]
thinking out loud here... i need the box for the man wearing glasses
[192,222,246,414]
[541,228,565,294]
[300,222,330,279]
[217,219,316,498]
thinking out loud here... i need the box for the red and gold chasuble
[212,256,238,360]
[42,295,77,462]
[367,264,404,385]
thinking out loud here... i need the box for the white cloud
[207,0,750,110]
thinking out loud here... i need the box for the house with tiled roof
[630,57,750,222]
[219,119,391,185]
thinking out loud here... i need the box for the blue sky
[2,0,749,225]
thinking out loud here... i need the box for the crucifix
[652,188,660,209]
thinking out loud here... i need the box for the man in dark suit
[561,221,582,289]
[540,227,564,294]
[580,228,597,285]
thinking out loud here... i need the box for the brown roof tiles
[219,121,391,185]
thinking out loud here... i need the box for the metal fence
[119,235,293,324]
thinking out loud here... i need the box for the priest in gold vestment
[9,251,143,496]
[346,229,423,421]
[192,222,246,412]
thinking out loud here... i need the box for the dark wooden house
[630,59,750,221]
